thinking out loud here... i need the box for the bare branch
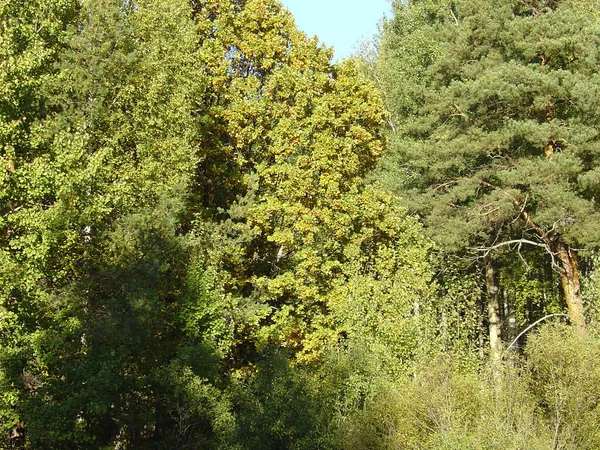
[503,313,569,354]
[387,116,397,134]
[517,0,541,17]
[474,237,561,270]
[543,216,577,239]
[450,103,468,119]
[474,239,548,256]
[3,205,24,217]
[449,7,459,24]
[479,206,500,217]
[480,180,546,238]
[511,192,528,224]
[433,179,460,193]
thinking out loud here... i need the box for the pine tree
[376,0,600,333]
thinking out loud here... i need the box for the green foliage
[428,257,484,364]
[329,356,551,450]
[0,0,82,441]
[327,324,600,450]
[188,0,433,365]
[156,361,237,449]
[17,194,194,448]
[0,0,434,447]
[0,0,213,446]
[0,0,79,159]
[377,0,600,251]
[582,254,600,325]
[7,0,600,449]
[526,323,600,449]
[232,348,334,450]
[371,0,600,360]
[499,249,563,329]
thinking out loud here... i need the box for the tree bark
[552,240,585,331]
[485,257,502,367]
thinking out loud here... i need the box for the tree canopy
[2,0,600,448]
[375,0,600,329]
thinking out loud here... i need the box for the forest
[1,0,600,448]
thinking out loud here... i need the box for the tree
[375,0,600,335]
[0,0,81,442]
[1,0,436,446]
[190,0,433,364]
[0,0,212,446]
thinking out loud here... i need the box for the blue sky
[279,0,392,60]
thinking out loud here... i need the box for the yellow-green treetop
[192,0,431,362]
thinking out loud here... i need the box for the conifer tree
[376,0,600,333]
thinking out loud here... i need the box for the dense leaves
[1,0,600,448]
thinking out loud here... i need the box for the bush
[526,324,600,450]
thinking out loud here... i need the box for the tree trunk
[485,257,502,367]
[552,240,585,331]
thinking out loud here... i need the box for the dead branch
[475,238,548,256]
[433,179,460,193]
[503,313,569,354]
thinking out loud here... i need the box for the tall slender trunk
[485,257,502,367]
[552,240,585,331]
